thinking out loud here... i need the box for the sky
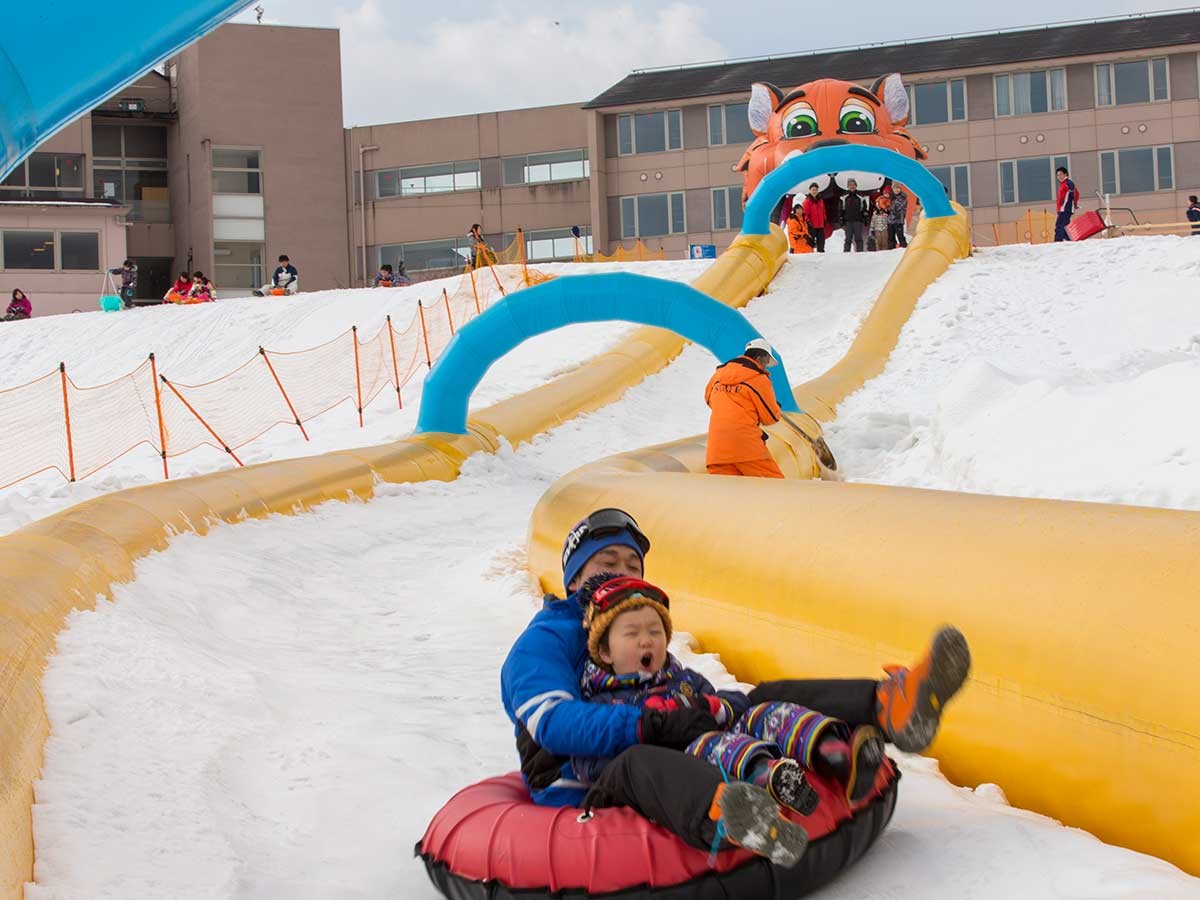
[229,0,1190,125]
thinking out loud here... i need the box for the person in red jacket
[704,338,784,478]
[1054,166,1080,242]
[800,183,827,253]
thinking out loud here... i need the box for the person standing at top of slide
[1054,167,1080,242]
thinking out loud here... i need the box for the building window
[91,123,169,222]
[999,155,1069,204]
[1096,58,1169,106]
[377,237,473,272]
[0,153,85,200]
[620,191,685,238]
[0,230,99,271]
[617,110,683,155]
[927,165,971,207]
[711,186,744,231]
[708,102,754,146]
[212,148,262,194]
[213,241,265,290]
[994,69,1067,116]
[502,149,589,185]
[376,160,481,197]
[1099,145,1173,195]
[906,80,966,125]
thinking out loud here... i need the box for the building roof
[585,10,1200,108]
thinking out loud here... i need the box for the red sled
[1066,210,1105,241]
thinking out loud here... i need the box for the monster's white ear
[872,73,910,126]
[748,82,784,136]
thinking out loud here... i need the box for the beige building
[1,23,348,317]
[350,9,1200,268]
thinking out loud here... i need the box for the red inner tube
[418,759,898,898]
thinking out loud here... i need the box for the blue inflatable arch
[415,273,800,435]
[741,144,956,236]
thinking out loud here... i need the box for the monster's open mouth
[780,150,883,193]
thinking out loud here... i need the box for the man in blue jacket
[500,508,970,862]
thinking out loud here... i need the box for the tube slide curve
[527,205,1200,875]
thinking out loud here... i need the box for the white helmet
[744,338,778,367]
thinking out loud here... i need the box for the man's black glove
[638,706,720,750]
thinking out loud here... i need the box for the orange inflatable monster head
[736,74,926,206]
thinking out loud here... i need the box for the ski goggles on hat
[589,576,670,614]
[561,508,651,570]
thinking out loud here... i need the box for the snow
[26,244,1200,898]
[829,236,1200,509]
[0,259,709,535]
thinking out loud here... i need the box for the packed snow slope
[0,260,704,535]
[28,251,1200,899]
[829,235,1200,509]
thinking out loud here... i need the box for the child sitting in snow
[573,574,886,816]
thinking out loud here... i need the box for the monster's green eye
[838,100,876,134]
[782,103,819,139]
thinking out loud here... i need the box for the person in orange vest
[704,338,784,478]
[786,208,813,255]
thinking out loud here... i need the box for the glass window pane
[729,187,744,230]
[27,155,55,187]
[637,193,670,236]
[453,168,480,190]
[709,106,723,145]
[503,156,526,185]
[914,82,949,125]
[995,75,1011,117]
[52,155,83,189]
[618,115,633,155]
[954,166,970,207]
[92,123,123,157]
[1028,72,1048,115]
[712,189,727,230]
[1000,161,1015,204]
[424,172,454,192]
[1050,69,1067,110]
[2,163,27,187]
[94,169,123,201]
[60,232,99,270]
[1096,65,1112,106]
[929,165,952,196]
[634,112,666,154]
[123,126,167,159]
[213,148,260,169]
[668,110,682,150]
[1012,72,1031,115]
[401,239,468,271]
[1152,58,1169,100]
[1117,147,1155,193]
[725,102,754,144]
[1114,61,1150,105]
[621,197,637,238]
[950,80,967,120]
[213,241,264,266]
[670,192,685,233]
[1100,152,1117,195]
[3,231,55,269]
[213,170,261,193]
[1157,146,1173,189]
[377,170,400,197]
[1016,156,1052,203]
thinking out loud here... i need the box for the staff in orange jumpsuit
[786,208,813,255]
[704,338,785,478]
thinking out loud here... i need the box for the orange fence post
[352,325,364,428]
[58,363,76,482]
[259,347,310,441]
[485,257,506,296]
[160,375,244,466]
[1043,210,1050,242]
[573,236,583,263]
[149,353,169,480]
[417,302,433,369]
[467,266,482,315]
[442,288,456,336]
[992,223,1002,246]
[386,314,403,410]
[1026,209,1034,244]
[1014,221,1020,243]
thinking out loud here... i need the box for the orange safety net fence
[576,239,667,263]
[0,263,535,491]
[987,209,1057,246]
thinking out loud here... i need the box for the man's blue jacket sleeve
[501,604,640,758]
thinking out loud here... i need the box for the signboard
[688,244,717,259]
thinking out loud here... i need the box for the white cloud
[335,1,727,125]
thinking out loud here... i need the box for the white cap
[744,338,778,367]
